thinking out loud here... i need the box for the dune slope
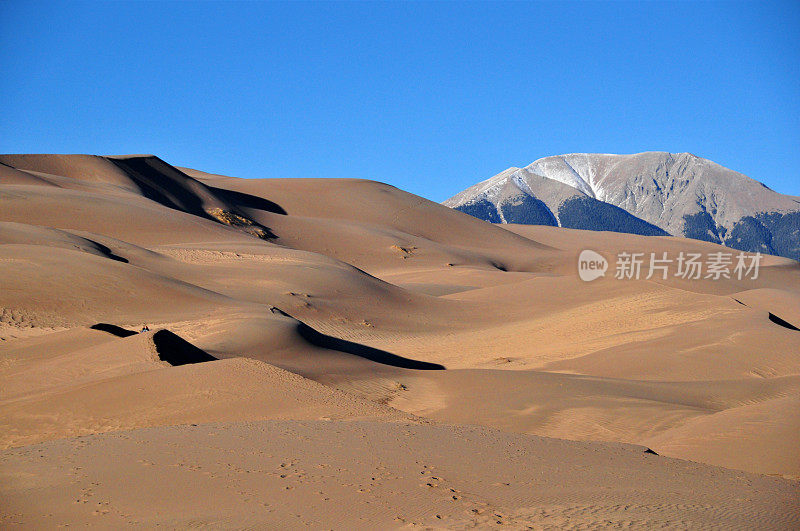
[1,154,798,526]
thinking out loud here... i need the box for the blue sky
[1,1,798,201]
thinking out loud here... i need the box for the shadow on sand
[295,321,445,370]
[151,329,217,366]
[769,313,800,331]
[90,323,138,337]
[90,324,217,366]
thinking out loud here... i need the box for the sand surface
[3,421,798,529]
[1,155,798,527]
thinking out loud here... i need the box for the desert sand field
[1,154,798,528]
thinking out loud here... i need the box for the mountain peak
[445,152,800,260]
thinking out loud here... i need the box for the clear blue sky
[1,1,798,201]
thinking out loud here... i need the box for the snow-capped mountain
[444,152,800,260]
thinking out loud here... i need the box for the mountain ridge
[444,151,800,260]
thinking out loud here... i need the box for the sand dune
[383,369,800,476]
[0,327,407,449]
[2,421,798,529]
[1,154,798,527]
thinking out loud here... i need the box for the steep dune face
[445,152,800,259]
[0,182,259,246]
[0,154,228,215]
[1,154,799,526]
[0,154,275,242]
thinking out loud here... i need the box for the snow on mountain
[444,152,800,260]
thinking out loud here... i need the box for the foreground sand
[1,154,799,527]
[3,421,798,529]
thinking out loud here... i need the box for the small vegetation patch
[207,208,272,239]
[391,244,418,258]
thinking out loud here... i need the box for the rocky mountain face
[444,152,800,260]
